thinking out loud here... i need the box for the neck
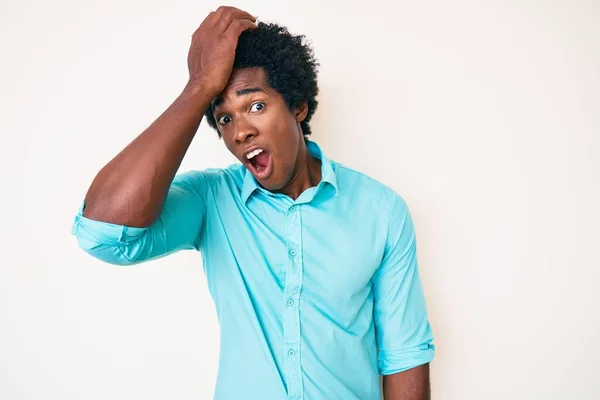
[276,138,322,200]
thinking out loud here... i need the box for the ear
[294,101,309,122]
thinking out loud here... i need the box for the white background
[1,0,599,399]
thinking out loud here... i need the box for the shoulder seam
[335,162,396,194]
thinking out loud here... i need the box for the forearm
[383,364,430,400]
[83,81,213,227]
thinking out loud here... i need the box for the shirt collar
[241,139,338,203]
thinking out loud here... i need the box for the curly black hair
[204,22,320,137]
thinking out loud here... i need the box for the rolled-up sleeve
[71,170,206,265]
[372,191,435,375]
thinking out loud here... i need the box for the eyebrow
[212,87,266,110]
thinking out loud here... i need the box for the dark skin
[383,364,431,400]
[81,5,430,398]
[211,67,322,199]
[211,67,430,399]
[82,6,259,226]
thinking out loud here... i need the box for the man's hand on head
[187,5,257,96]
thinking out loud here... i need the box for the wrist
[185,78,220,98]
[181,79,218,114]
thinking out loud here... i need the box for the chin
[260,177,284,191]
[262,170,292,191]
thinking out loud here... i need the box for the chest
[203,194,387,300]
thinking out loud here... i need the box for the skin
[82,6,258,226]
[213,67,431,399]
[79,4,430,398]
[212,67,322,199]
[384,364,431,400]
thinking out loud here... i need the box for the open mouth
[245,148,273,180]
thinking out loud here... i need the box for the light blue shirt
[72,140,435,400]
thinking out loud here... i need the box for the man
[72,6,435,400]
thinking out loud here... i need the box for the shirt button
[288,349,296,357]
[290,249,297,257]
[286,298,295,306]
[289,206,296,213]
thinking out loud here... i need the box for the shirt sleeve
[372,190,435,375]
[71,170,207,265]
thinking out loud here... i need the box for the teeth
[246,148,264,159]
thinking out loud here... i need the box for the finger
[215,5,255,22]
[215,7,256,32]
[224,18,258,41]
[201,5,232,28]
[204,7,224,26]
[195,10,217,34]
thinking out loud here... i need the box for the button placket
[283,204,304,399]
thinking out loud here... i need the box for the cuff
[71,202,148,264]
[378,342,436,375]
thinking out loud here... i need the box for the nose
[233,117,257,144]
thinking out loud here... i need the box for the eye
[217,115,231,125]
[250,102,265,112]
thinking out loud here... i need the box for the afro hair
[204,22,320,137]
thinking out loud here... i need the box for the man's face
[212,67,307,191]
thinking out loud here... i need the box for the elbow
[82,206,155,229]
[76,236,139,266]
[72,211,148,266]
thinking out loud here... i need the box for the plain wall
[1,0,599,399]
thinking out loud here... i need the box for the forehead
[211,67,273,109]
[223,67,269,93]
